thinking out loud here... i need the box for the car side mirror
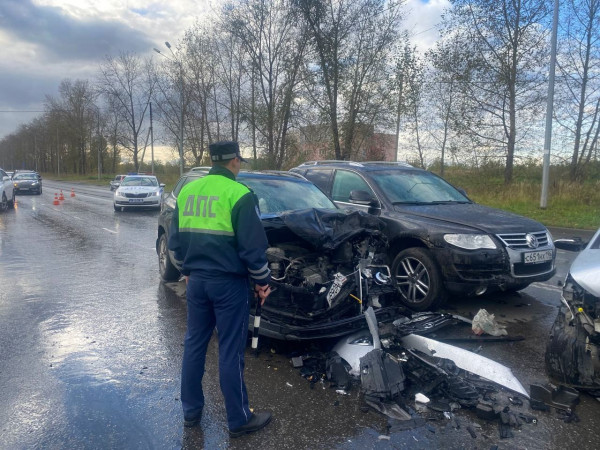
[554,238,586,252]
[349,190,379,207]
[159,183,165,188]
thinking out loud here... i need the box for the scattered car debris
[471,309,507,336]
[399,334,529,398]
[529,384,580,412]
[546,228,600,391]
[415,393,430,404]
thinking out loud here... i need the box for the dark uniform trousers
[181,272,252,430]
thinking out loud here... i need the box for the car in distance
[157,170,402,340]
[110,174,127,191]
[12,171,42,195]
[546,228,600,391]
[291,161,556,311]
[113,174,164,211]
[0,168,16,211]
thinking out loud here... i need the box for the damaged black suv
[291,161,556,310]
[157,170,403,340]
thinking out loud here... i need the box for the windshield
[121,176,158,187]
[240,177,336,214]
[14,173,38,180]
[369,170,470,204]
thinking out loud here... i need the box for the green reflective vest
[177,174,250,236]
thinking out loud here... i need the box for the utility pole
[150,102,155,175]
[97,108,101,180]
[540,0,559,209]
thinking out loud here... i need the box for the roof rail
[362,161,413,167]
[298,160,366,167]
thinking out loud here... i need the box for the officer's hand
[254,285,271,305]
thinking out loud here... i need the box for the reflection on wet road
[0,183,598,449]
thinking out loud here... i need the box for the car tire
[8,190,15,208]
[158,233,180,282]
[391,247,446,311]
[38,186,42,195]
[0,193,7,212]
[114,204,121,212]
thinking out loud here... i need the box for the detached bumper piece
[529,384,580,412]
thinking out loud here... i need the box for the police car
[113,174,164,211]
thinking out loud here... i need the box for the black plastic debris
[326,355,352,390]
[529,384,580,411]
[466,425,477,439]
[475,401,497,421]
[508,396,523,406]
[291,356,304,368]
[360,349,405,401]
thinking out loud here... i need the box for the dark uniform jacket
[168,165,271,286]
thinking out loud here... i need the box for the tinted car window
[370,170,469,204]
[240,177,336,214]
[303,169,333,194]
[331,170,374,202]
[173,176,190,196]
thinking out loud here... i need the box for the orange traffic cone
[59,190,65,201]
[53,193,60,205]
[70,188,75,197]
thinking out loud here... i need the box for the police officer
[169,141,272,437]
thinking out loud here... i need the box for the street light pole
[540,0,559,209]
[154,42,185,176]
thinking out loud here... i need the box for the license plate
[21,187,29,190]
[129,198,144,203]
[523,250,553,264]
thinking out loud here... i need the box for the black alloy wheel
[391,247,446,311]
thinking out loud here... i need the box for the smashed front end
[256,209,404,340]
[546,231,600,390]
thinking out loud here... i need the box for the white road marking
[102,228,117,234]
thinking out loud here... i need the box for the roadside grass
[43,165,599,230]
[443,168,599,230]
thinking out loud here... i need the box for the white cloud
[402,0,450,52]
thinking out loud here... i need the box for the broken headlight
[563,273,600,320]
[443,233,497,250]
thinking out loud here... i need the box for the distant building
[297,123,396,162]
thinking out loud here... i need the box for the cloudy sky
[0,0,449,142]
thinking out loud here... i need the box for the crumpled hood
[570,229,600,297]
[393,202,546,234]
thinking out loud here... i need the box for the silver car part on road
[400,333,529,398]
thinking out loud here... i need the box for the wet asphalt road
[0,181,598,449]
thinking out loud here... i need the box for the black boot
[229,411,272,438]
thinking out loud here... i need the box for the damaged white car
[546,228,600,391]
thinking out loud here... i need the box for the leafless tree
[440,0,550,183]
[98,51,155,172]
[555,0,600,181]
[295,0,403,160]
[224,0,308,169]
